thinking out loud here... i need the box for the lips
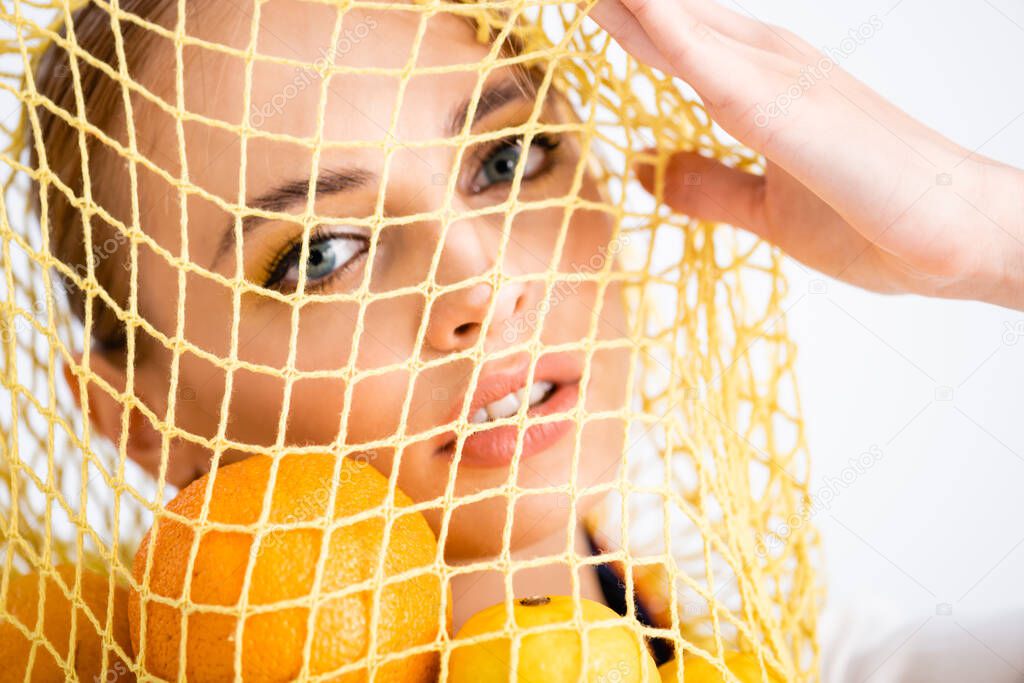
[435,352,585,468]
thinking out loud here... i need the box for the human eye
[262,227,369,294]
[469,132,561,194]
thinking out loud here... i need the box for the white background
[727,0,1024,679]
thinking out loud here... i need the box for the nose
[424,222,534,353]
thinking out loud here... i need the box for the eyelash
[258,132,563,292]
[261,225,368,293]
[469,131,561,193]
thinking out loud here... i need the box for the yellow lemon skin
[658,652,782,683]
[449,595,660,682]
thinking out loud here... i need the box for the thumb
[633,150,768,236]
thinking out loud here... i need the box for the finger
[676,0,816,60]
[615,0,809,145]
[615,0,925,248]
[585,0,677,73]
[634,151,768,235]
[658,2,925,146]
[634,153,902,291]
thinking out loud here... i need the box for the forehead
[174,0,497,144]
[129,1,534,254]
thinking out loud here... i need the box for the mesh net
[0,0,819,680]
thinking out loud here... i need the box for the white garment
[819,597,1024,682]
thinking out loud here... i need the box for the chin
[431,445,620,562]
[432,494,576,561]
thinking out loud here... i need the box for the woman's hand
[588,0,1024,310]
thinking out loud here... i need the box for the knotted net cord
[0,0,819,680]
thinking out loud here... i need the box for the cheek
[293,300,362,371]
[578,416,627,487]
[563,212,617,273]
[167,294,426,448]
[189,364,418,450]
[288,302,423,447]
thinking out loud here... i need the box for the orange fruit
[658,651,782,682]
[0,564,134,682]
[449,595,660,682]
[128,453,448,682]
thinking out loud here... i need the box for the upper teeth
[470,381,554,423]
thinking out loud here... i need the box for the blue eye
[472,134,559,192]
[265,231,367,293]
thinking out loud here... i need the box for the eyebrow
[446,76,537,137]
[213,77,539,269]
[213,168,372,268]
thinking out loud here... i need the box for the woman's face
[120,0,631,560]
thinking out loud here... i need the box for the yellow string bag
[0,0,820,680]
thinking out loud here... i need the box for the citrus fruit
[448,595,660,682]
[128,453,448,682]
[657,651,781,682]
[0,564,134,682]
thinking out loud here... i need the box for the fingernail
[631,148,659,190]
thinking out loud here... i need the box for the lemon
[449,595,660,682]
[657,652,781,682]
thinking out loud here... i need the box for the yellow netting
[0,0,819,680]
